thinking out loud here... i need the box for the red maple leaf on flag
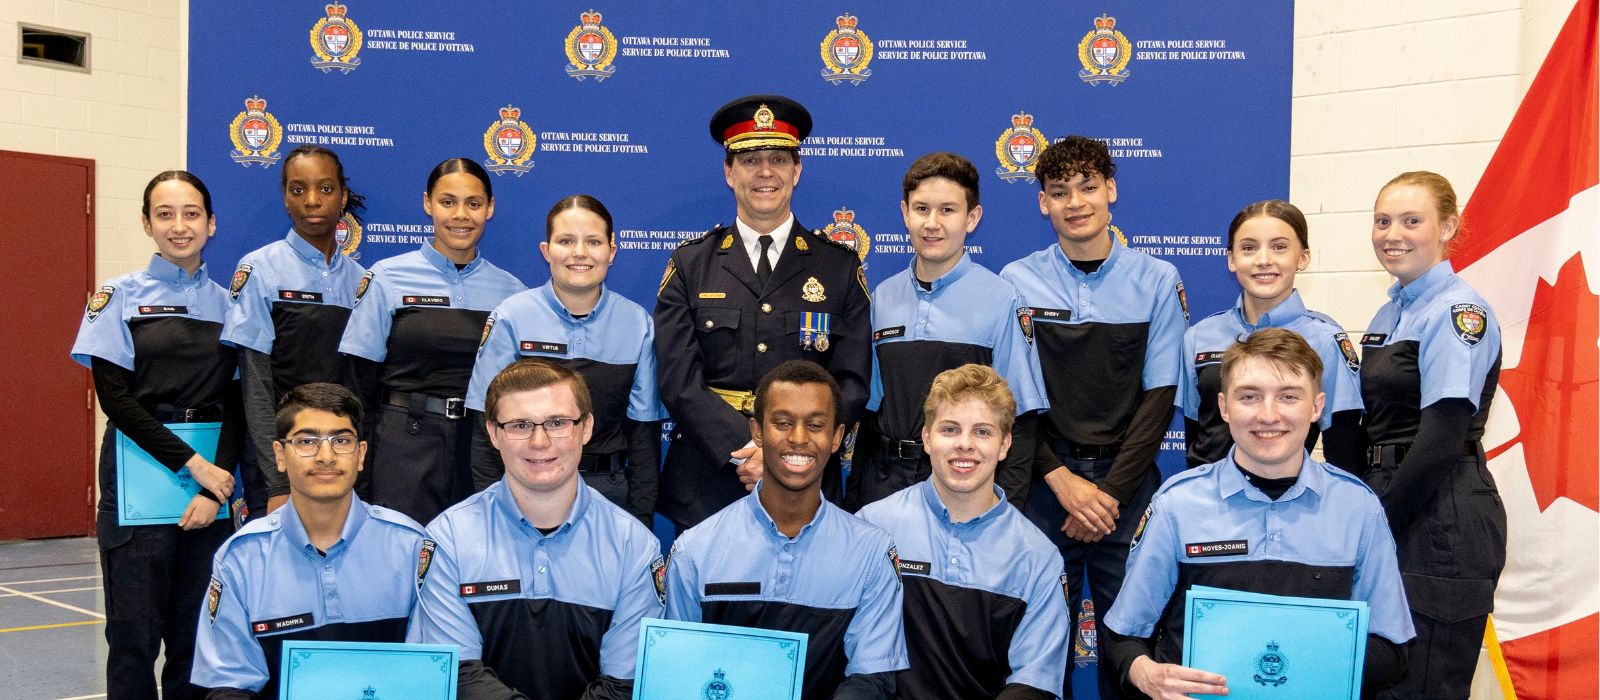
[1486,253,1599,512]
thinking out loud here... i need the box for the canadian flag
[1454,1,1598,697]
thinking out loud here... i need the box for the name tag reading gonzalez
[1182,586,1369,700]
[634,618,807,700]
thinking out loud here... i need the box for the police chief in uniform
[655,95,872,529]
[193,383,429,698]
[1101,329,1412,699]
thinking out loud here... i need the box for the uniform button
[757,343,768,353]
[761,303,773,313]
[704,320,715,329]
[538,565,547,574]
[325,565,333,572]
[950,557,958,565]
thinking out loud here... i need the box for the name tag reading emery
[279,290,324,303]
[403,295,450,306]
[460,579,521,598]
[1031,307,1072,322]
[519,341,568,355]
[1185,540,1248,557]
[251,612,315,635]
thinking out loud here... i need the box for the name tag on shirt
[1185,540,1248,557]
[704,581,762,596]
[460,579,521,598]
[403,295,450,306]
[872,326,906,342]
[519,341,568,355]
[252,612,315,635]
[896,559,931,575]
[279,290,324,303]
[1195,351,1224,365]
[1031,307,1072,323]
[137,305,188,315]
[1360,333,1388,346]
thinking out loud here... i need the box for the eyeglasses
[494,415,586,440]
[279,434,359,457]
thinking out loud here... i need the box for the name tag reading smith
[460,580,521,597]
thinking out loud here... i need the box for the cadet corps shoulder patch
[886,545,902,583]
[650,555,667,605]
[1016,307,1035,345]
[416,539,435,589]
[1334,332,1360,371]
[478,315,496,350]
[1129,505,1151,551]
[1451,303,1488,346]
[1176,281,1190,322]
[353,270,374,306]
[207,576,223,625]
[85,285,116,322]
[229,264,253,300]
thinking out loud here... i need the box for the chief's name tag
[460,579,521,598]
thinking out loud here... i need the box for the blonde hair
[922,364,1017,434]
[1379,171,1463,256]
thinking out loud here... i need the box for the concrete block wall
[0,0,184,284]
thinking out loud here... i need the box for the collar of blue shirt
[1216,449,1328,504]
[419,241,482,277]
[490,476,591,538]
[746,480,828,541]
[1230,289,1308,330]
[279,493,372,557]
[917,479,1008,527]
[1389,259,1454,307]
[145,253,209,288]
[284,229,342,268]
[537,281,611,322]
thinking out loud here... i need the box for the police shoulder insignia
[886,545,902,582]
[229,264,253,300]
[478,315,496,350]
[1016,307,1035,345]
[1176,281,1189,323]
[1450,303,1488,346]
[658,259,677,297]
[856,267,871,298]
[1334,332,1360,371]
[353,270,374,306]
[85,285,116,322]
[416,539,436,588]
[1253,641,1289,686]
[207,576,224,624]
[1059,571,1070,603]
[650,555,667,605]
[1129,505,1152,551]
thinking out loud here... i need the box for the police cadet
[223,145,368,515]
[193,383,429,698]
[654,94,872,529]
[998,135,1186,699]
[466,195,665,526]
[858,364,1068,699]
[664,360,908,700]
[411,359,662,699]
[1102,329,1412,699]
[1180,200,1363,471]
[339,158,525,524]
[849,152,1046,511]
[1361,172,1504,699]
[71,171,239,700]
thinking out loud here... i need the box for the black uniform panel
[1035,321,1149,446]
[382,307,490,396]
[268,302,353,392]
[256,617,408,699]
[128,316,234,408]
[1189,361,1232,465]
[702,599,856,700]
[874,340,994,440]
[898,575,1026,700]
[470,597,612,698]
[1149,560,1355,665]
[563,357,640,457]
[1360,340,1425,445]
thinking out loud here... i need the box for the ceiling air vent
[18,24,90,72]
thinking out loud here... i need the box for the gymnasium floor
[1,537,111,699]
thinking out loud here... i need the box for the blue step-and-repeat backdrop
[189,1,1290,687]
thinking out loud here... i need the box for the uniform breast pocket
[692,305,741,334]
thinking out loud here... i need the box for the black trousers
[365,402,474,526]
[1025,455,1158,700]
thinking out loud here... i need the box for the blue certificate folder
[1183,586,1369,699]
[634,618,807,700]
[114,422,229,526]
[279,640,458,699]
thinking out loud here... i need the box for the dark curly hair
[1035,135,1116,190]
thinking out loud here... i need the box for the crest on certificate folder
[701,668,733,699]
[1253,641,1289,687]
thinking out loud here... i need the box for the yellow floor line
[0,619,104,634]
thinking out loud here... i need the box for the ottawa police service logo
[564,10,618,82]
[821,207,871,263]
[335,213,362,260]
[309,2,362,73]
[819,13,873,85]
[1078,14,1132,85]
[228,96,283,168]
[995,111,1047,183]
[1253,641,1289,686]
[701,668,733,700]
[482,105,536,177]
[1074,599,1099,667]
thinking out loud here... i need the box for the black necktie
[756,235,774,287]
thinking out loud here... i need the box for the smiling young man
[193,383,429,699]
[409,358,663,699]
[653,94,872,531]
[998,135,1187,699]
[848,153,1047,512]
[664,360,908,699]
[1101,329,1413,699]
[857,364,1069,699]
